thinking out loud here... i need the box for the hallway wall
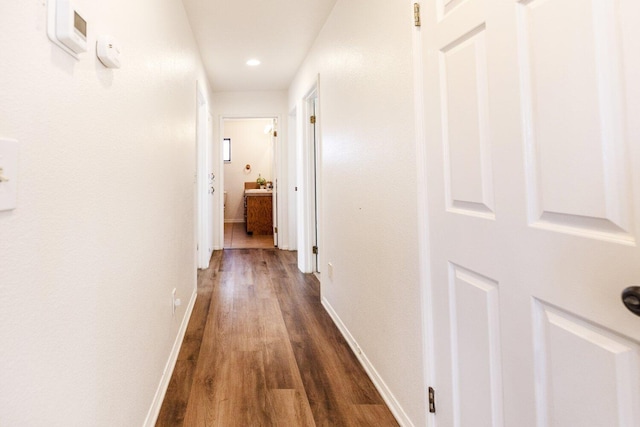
[289,0,426,425]
[0,1,211,425]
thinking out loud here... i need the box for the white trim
[218,114,287,251]
[143,288,198,427]
[196,82,212,269]
[272,118,280,248]
[213,115,225,251]
[287,106,298,251]
[297,78,321,273]
[295,100,307,269]
[314,81,323,275]
[208,111,217,253]
[412,1,436,424]
[322,297,414,427]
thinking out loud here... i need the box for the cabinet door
[246,196,273,235]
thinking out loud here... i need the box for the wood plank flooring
[157,249,399,427]
[224,223,275,249]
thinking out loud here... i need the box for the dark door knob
[622,286,640,316]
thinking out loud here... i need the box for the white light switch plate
[0,138,18,211]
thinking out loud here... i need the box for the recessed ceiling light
[246,59,261,66]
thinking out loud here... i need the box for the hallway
[157,249,398,426]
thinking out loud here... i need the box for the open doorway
[221,117,279,249]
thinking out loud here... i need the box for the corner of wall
[321,297,415,427]
[143,288,198,427]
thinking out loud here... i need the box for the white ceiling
[181,0,338,92]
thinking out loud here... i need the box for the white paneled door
[421,0,640,426]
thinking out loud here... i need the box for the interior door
[421,0,640,425]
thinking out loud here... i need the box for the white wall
[210,91,294,248]
[223,119,274,222]
[0,1,211,425]
[288,0,426,425]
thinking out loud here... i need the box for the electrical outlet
[327,262,333,280]
[171,288,181,315]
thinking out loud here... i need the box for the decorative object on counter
[257,174,267,189]
[266,181,273,189]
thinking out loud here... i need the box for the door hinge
[414,3,421,27]
[274,227,278,233]
[273,130,278,137]
[310,115,316,124]
[428,387,436,413]
[312,246,318,254]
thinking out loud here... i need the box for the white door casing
[288,107,298,251]
[311,96,320,273]
[196,82,211,269]
[297,83,321,274]
[272,118,279,247]
[207,111,216,255]
[420,0,640,426]
[218,115,282,249]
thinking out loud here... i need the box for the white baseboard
[143,287,198,427]
[321,297,414,427]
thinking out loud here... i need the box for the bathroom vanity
[244,189,273,235]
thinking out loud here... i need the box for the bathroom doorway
[221,117,278,249]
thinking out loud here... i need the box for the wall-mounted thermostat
[96,35,121,69]
[47,0,87,58]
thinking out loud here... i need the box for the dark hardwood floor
[157,249,399,426]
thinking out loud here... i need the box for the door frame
[196,81,212,269]
[412,3,437,423]
[271,118,280,247]
[287,106,298,251]
[217,115,283,249]
[297,79,322,273]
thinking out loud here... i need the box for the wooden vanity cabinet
[244,193,273,235]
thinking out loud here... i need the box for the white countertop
[245,189,273,196]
